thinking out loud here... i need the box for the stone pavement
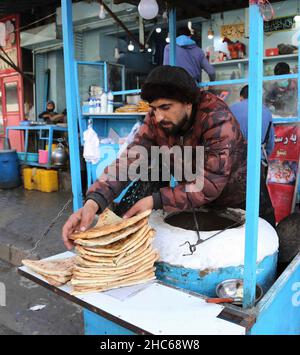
[0,187,84,335]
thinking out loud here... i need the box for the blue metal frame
[168,7,176,66]
[61,0,83,211]
[243,3,264,309]
[6,125,68,168]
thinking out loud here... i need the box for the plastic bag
[83,126,100,164]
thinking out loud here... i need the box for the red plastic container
[265,48,279,56]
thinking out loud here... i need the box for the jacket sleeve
[163,45,170,65]
[85,115,156,212]
[158,108,238,213]
[266,112,275,157]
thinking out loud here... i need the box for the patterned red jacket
[86,91,247,213]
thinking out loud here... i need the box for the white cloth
[83,126,100,164]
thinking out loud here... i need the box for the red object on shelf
[265,48,279,56]
[223,37,246,59]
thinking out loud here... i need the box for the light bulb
[207,29,214,40]
[128,41,134,51]
[188,21,194,35]
[99,4,106,19]
[166,36,170,43]
[156,27,162,33]
[138,0,159,20]
[294,15,300,22]
[147,47,152,53]
[114,47,120,60]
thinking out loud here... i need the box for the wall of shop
[200,0,299,107]
[202,0,298,54]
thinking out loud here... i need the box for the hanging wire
[27,198,72,255]
[12,12,57,34]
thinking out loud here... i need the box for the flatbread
[114,237,153,267]
[95,208,122,227]
[69,209,152,240]
[74,218,148,247]
[40,273,71,287]
[22,256,78,276]
[76,227,153,262]
[79,254,115,264]
[76,225,153,255]
[73,250,159,276]
[79,236,153,266]
[114,230,155,265]
[71,272,156,295]
[70,267,155,286]
[39,272,71,283]
[77,245,155,269]
[73,259,155,279]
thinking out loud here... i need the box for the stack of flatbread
[137,100,150,112]
[69,209,159,295]
[115,104,138,113]
[22,256,78,287]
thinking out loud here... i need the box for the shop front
[0,14,24,151]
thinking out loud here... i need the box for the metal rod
[61,0,83,211]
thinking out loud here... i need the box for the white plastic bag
[83,126,100,164]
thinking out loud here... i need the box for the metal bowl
[216,279,263,305]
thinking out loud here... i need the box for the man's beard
[159,114,189,136]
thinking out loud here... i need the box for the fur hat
[141,65,199,104]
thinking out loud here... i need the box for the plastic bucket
[38,150,48,164]
[0,150,21,189]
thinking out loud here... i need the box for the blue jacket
[230,99,275,158]
[163,35,216,82]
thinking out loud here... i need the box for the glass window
[5,82,19,112]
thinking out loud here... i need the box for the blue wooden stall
[57,0,300,334]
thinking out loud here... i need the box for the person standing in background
[163,27,216,83]
[230,85,275,160]
[264,62,297,117]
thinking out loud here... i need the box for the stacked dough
[69,209,158,295]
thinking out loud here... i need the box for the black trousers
[234,166,276,228]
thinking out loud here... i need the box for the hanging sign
[267,124,300,223]
[264,15,295,33]
[220,23,245,39]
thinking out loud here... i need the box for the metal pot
[51,140,68,166]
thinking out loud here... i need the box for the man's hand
[123,196,154,219]
[62,199,98,250]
